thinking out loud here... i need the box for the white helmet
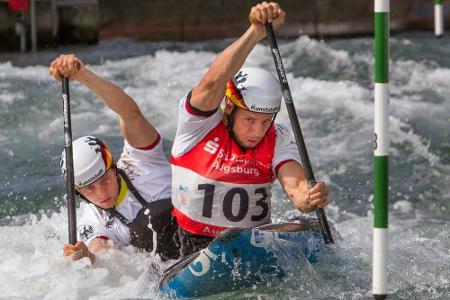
[225,67,282,114]
[60,136,114,187]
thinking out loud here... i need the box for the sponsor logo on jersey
[203,226,221,236]
[106,217,114,228]
[211,148,272,176]
[179,185,189,192]
[78,224,94,241]
[204,137,219,154]
[212,160,260,176]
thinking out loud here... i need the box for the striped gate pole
[373,0,389,299]
[435,0,444,37]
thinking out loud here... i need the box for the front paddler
[170,1,329,257]
[49,54,180,264]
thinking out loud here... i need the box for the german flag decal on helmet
[225,67,282,114]
[226,80,247,110]
[61,135,115,188]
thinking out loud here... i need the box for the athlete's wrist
[248,24,267,42]
[74,66,91,83]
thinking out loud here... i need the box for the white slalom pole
[373,0,389,299]
[435,0,444,37]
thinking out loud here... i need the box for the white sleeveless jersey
[171,93,301,237]
[77,136,172,246]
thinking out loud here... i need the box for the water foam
[0,34,448,298]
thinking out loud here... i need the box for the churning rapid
[0,31,449,299]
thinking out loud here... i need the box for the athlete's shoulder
[118,137,170,179]
[275,122,290,136]
[77,203,112,243]
[172,99,224,157]
[274,122,294,143]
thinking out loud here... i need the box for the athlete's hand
[304,181,329,209]
[63,241,96,265]
[249,2,286,40]
[49,54,84,81]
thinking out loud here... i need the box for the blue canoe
[160,219,325,298]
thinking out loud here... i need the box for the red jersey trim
[137,133,161,150]
[275,159,296,177]
[173,207,228,237]
[185,91,218,117]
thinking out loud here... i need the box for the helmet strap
[270,112,278,128]
[76,190,88,201]
[112,164,121,196]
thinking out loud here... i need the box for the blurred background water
[0,31,449,299]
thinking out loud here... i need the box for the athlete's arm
[277,161,329,213]
[49,54,158,149]
[190,2,285,112]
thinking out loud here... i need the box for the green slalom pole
[435,0,444,37]
[373,1,389,299]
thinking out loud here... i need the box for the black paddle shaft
[265,23,334,244]
[62,77,77,244]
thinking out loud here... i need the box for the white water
[0,33,449,299]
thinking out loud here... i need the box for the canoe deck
[160,219,324,298]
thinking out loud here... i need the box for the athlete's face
[76,168,119,209]
[226,100,274,149]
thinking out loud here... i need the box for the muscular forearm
[190,2,285,111]
[278,161,329,213]
[290,180,330,213]
[285,180,315,213]
[77,68,139,119]
[77,67,157,147]
[49,54,157,147]
[191,26,263,111]
[205,26,261,90]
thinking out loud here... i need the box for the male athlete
[171,2,329,256]
[49,54,179,263]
